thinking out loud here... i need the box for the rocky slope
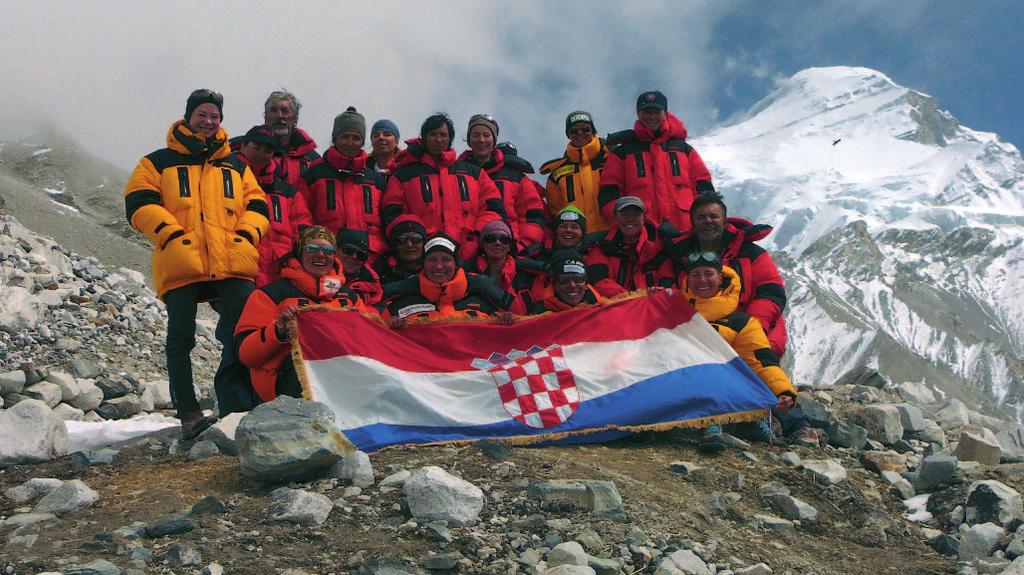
[694,66,1024,422]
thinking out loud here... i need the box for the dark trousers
[164,278,259,418]
[774,405,811,437]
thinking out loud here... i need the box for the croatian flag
[294,290,778,452]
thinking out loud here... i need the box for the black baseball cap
[636,90,668,111]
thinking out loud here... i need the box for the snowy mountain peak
[694,67,1024,422]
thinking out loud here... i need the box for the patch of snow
[903,494,932,523]
[66,413,179,451]
[31,147,52,157]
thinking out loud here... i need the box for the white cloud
[0,0,737,171]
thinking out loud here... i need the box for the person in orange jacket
[124,89,270,436]
[599,91,714,233]
[335,228,383,306]
[235,226,363,403]
[540,111,611,233]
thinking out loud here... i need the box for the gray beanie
[332,107,366,141]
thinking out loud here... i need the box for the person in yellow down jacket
[679,251,797,453]
[124,89,270,439]
[540,111,611,233]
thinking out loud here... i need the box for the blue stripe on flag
[341,357,777,452]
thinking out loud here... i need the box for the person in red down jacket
[457,114,546,249]
[335,228,383,306]
[585,196,675,297]
[462,219,527,314]
[599,90,714,234]
[381,113,506,262]
[672,192,788,356]
[263,90,319,186]
[236,126,313,287]
[297,107,389,263]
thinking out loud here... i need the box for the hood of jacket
[681,264,741,322]
[280,257,348,300]
[166,120,231,160]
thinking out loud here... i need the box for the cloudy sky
[1,1,1021,171]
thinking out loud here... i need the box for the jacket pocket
[225,231,260,279]
[154,231,204,288]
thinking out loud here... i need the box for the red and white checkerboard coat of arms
[487,345,580,429]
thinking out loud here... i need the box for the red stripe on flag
[297,290,695,373]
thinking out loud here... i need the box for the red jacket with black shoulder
[458,144,546,249]
[584,221,675,297]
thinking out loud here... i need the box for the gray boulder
[96,394,142,420]
[527,479,627,521]
[0,369,27,395]
[33,479,99,515]
[266,487,333,525]
[936,400,971,430]
[53,403,85,421]
[896,403,928,433]
[796,396,834,428]
[24,381,63,408]
[404,466,484,526]
[544,567,596,575]
[880,470,916,500]
[4,477,63,503]
[827,420,869,449]
[834,365,888,388]
[847,404,904,445]
[236,396,354,481]
[965,480,1024,529]
[68,379,104,412]
[956,428,1002,466]
[0,399,69,465]
[197,411,245,456]
[140,380,173,409]
[916,455,958,490]
[802,459,847,485]
[64,559,121,575]
[769,493,818,520]
[958,522,1005,562]
[548,541,589,567]
[897,381,936,405]
[45,371,81,402]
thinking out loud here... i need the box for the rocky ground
[5,212,1024,575]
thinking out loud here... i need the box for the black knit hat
[386,215,428,246]
[335,228,370,251]
[547,250,588,279]
[184,89,223,122]
[565,111,596,136]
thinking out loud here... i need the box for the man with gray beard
[262,90,319,185]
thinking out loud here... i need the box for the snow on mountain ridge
[694,66,1024,419]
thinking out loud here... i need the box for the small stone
[827,420,868,450]
[421,552,463,570]
[186,440,220,461]
[755,514,796,533]
[379,469,412,487]
[331,450,375,487]
[544,567,596,575]
[64,559,121,575]
[965,480,1024,529]
[769,494,818,521]
[167,542,202,567]
[781,452,801,466]
[53,402,85,421]
[95,377,130,399]
[0,369,27,395]
[404,466,484,526]
[976,557,1011,574]
[755,481,790,498]
[45,371,81,401]
[880,470,916,499]
[735,564,773,575]
[575,528,604,552]
[197,411,244,455]
[33,479,99,515]
[669,461,702,476]
[549,541,589,567]
[476,439,513,460]
[861,451,908,474]
[68,379,104,412]
[1007,531,1024,559]
[266,487,333,525]
[655,549,712,575]
[835,365,888,388]
[96,394,142,420]
[956,429,1002,466]
[928,533,960,556]
[190,495,228,516]
[24,381,63,408]
[802,459,847,485]
[202,563,225,575]
[145,512,195,537]
[70,448,120,466]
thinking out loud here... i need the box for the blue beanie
[371,119,400,140]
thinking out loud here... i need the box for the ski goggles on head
[189,88,223,106]
[469,113,496,124]
[685,251,722,270]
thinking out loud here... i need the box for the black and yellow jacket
[540,137,610,232]
[124,121,270,299]
[682,266,797,398]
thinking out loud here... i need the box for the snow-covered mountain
[695,66,1024,420]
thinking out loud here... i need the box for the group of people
[123,88,816,452]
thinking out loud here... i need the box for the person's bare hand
[387,316,407,330]
[496,311,515,325]
[776,394,795,411]
[275,305,300,340]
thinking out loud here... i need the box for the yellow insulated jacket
[540,137,610,232]
[682,266,797,398]
[124,121,270,299]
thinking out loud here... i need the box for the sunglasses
[687,251,721,267]
[303,244,336,256]
[482,234,512,245]
[395,234,424,245]
[190,88,223,105]
[340,245,369,260]
[568,126,593,136]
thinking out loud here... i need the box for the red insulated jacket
[234,258,363,402]
[345,264,384,306]
[584,221,675,297]
[297,148,388,261]
[279,128,319,186]
[458,145,546,249]
[237,154,313,287]
[464,254,527,315]
[381,139,505,261]
[672,217,788,356]
[599,112,714,233]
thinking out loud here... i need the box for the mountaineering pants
[164,278,259,418]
